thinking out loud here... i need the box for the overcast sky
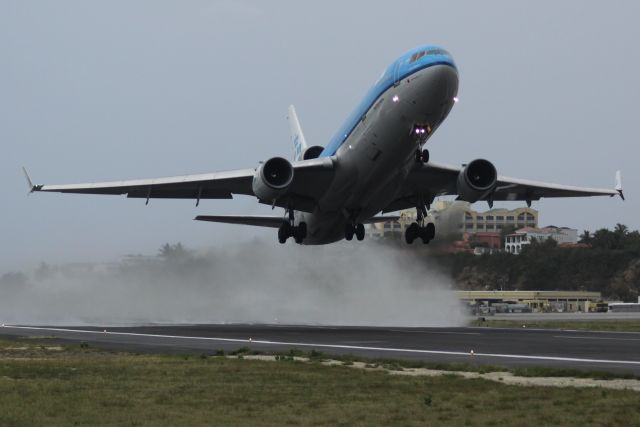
[1,1,638,273]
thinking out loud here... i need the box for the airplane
[23,44,624,245]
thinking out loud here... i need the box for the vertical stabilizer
[287,105,308,161]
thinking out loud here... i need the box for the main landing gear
[278,209,307,244]
[405,204,435,244]
[344,222,365,241]
[405,222,435,244]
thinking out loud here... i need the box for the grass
[469,318,640,332]
[0,338,639,426]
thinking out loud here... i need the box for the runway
[2,324,640,374]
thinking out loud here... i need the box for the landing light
[453,96,459,103]
[392,95,399,103]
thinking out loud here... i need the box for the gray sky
[1,1,638,273]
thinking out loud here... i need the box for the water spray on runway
[0,239,466,326]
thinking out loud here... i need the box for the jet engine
[252,157,294,202]
[300,146,324,160]
[456,159,497,203]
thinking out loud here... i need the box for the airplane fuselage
[298,47,459,244]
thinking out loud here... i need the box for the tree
[579,230,592,244]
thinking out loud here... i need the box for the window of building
[506,216,514,221]
[496,224,503,229]
[384,223,391,229]
[496,216,504,221]
[486,216,494,220]
[487,224,495,230]
[465,224,474,230]
[527,213,535,220]
[476,215,484,221]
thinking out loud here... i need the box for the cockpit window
[409,48,450,63]
[410,51,426,63]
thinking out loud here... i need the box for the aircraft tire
[278,223,291,244]
[345,223,355,241]
[426,222,435,240]
[355,223,365,241]
[422,149,430,164]
[298,222,307,239]
[405,222,419,244]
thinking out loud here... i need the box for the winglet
[615,170,624,200]
[22,167,37,193]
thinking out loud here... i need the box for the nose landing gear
[412,123,431,164]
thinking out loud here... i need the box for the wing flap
[194,215,284,228]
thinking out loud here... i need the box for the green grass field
[1,338,639,426]
[469,319,640,332]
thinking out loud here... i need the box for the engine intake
[301,145,324,160]
[456,159,497,203]
[252,157,294,202]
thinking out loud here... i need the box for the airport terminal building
[457,290,602,313]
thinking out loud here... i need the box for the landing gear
[278,208,307,244]
[405,201,435,244]
[415,148,429,163]
[405,222,435,244]
[344,222,365,241]
[421,148,429,164]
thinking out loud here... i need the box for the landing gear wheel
[418,223,436,244]
[425,222,435,240]
[405,222,419,244]
[355,223,365,241]
[278,223,291,244]
[422,149,430,164]
[294,222,307,244]
[345,223,355,241]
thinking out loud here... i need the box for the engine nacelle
[300,145,324,160]
[456,159,497,203]
[252,157,294,202]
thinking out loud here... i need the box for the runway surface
[2,324,640,374]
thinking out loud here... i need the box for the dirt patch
[239,355,640,392]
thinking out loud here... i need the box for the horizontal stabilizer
[362,216,400,224]
[194,215,285,228]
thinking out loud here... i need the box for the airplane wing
[384,161,622,212]
[193,214,400,228]
[195,215,285,228]
[26,157,335,213]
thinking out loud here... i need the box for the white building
[505,226,579,254]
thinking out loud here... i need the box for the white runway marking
[556,335,640,342]
[388,329,481,335]
[5,325,640,367]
